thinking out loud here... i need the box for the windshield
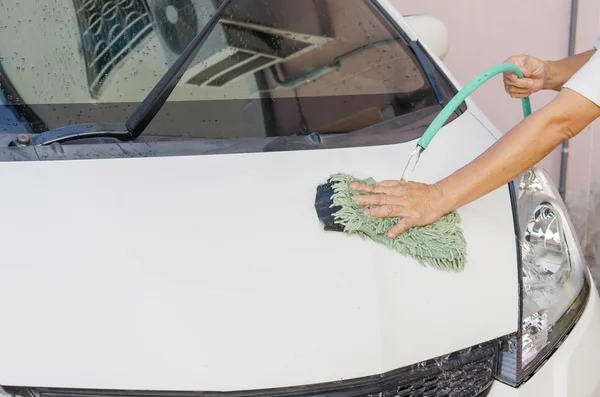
[0,0,443,140]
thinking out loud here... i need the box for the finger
[507,86,533,96]
[505,83,533,95]
[520,67,531,78]
[386,218,416,239]
[503,55,524,67]
[354,194,404,207]
[508,90,533,99]
[364,204,406,218]
[377,179,402,187]
[504,77,534,89]
[502,56,525,80]
[503,72,518,82]
[514,56,526,69]
[349,182,390,194]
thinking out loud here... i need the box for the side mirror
[404,15,449,60]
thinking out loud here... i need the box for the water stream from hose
[400,145,424,182]
[399,63,532,183]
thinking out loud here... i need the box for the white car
[0,1,598,396]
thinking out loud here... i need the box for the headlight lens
[497,167,590,386]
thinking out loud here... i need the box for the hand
[503,54,548,98]
[349,179,448,239]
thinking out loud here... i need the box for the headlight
[496,166,590,386]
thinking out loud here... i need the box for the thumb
[504,55,527,80]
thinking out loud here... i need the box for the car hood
[0,112,518,391]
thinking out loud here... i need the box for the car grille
[361,344,497,396]
[72,0,154,97]
[350,341,498,397]
[5,340,500,397]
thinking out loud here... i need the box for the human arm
[350,88,600,238]
[432,88,600,214]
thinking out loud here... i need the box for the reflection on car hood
[0,112,518,392]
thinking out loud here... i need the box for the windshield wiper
[29,0,233,147]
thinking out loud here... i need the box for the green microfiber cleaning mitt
[328,173,467,271]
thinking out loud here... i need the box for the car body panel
[0,111,518,391]
[376,0,419,41]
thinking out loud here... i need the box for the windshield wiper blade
[30,0,233,146]
[125,0,233,140]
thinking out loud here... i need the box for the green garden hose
[417,62,532,150]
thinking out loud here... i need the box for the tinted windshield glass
[0,0,439,139]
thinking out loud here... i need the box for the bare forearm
[436,89,600,213]
[544,50,596,91]
[436,114,561,211]
[350,63,600,239]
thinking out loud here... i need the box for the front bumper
[3,280,598,397]
[488,276,600,397]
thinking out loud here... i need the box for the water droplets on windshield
[0,0,438,141]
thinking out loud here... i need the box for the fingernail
[386,232,394,238]
[509,74,516,81]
